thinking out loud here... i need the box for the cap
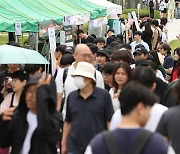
[65,46,75,54]
[96,49,110,61]
[133,47,148,56]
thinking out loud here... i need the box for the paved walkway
[166,19,180,43]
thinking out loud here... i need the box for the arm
[165,68,173,74]
[55,68,64,111]
[57,92,63,111]
[61,122,72,154]
[106,121,110,130]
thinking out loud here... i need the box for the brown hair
[161,43,171,54]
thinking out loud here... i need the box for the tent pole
[15,35,18,43]
[22,33,24,47]
[36,32,39,51]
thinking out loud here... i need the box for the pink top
[0,92,19,114]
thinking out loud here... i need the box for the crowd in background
[0,3,180,154]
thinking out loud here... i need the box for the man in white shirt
[55,44,104,117]
[130,31,150,56]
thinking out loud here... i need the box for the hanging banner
[15,22,22,36]
[131,11,141,31]
[48,28,56,75]
[48,28,56,50]
[64,25,73,46]
[65,13,90,26]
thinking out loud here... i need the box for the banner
[131,11,140,31]
[48,28,56,75]
[65,13,90,26]
[15,22,22,36]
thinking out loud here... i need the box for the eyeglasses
[79,54,93,58]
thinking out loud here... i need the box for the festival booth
[0,0,107,47]
[0,0,107,73]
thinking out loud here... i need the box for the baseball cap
[65,46,75,54]
[133,47,148,56]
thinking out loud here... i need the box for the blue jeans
[175,7,180,19]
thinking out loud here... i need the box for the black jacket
[0,74,63,154]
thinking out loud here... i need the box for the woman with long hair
[109,62,131,111]
[142,22,153,50]
[171,48,180,81]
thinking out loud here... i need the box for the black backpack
[102,129,153,154]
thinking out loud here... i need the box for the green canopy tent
[0,0,107,32]
[0,0,64,32]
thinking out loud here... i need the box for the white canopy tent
[88,0,122,16]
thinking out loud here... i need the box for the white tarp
[89,17,107,28]
[88,0,122,16]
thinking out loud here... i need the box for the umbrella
[0,45,49,64]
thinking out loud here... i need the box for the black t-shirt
[81,36,95,44]
[155,77,167,104]
[106,35,116,45]
[156,105,180,154]
[89,128,169,154]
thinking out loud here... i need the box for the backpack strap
[102,131,121,154]
[10,92,15,107]
[129,129,153,154]
[63,67,69,86]
[60,67,69,112]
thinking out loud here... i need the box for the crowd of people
[0,7,180,154]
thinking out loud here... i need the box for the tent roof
[0,0,107,32]
[88,0,122,16]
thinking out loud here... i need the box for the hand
[2,107,16,121]
[37,72,51,88]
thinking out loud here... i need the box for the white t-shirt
[110,103,168,132]
[156,70,165,81]
[109,88,120,112]
[56,64,105,119]
[0,92,19,114]
[21,111,37,154]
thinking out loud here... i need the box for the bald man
[55,44,104,115]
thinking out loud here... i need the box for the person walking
[142,22,153,50]
[159,0,167,18]
[109,62,131,111]
[85,81,175,154]
[167,0,176,22]
[61,62,114,154]
[151,19,162,50]
[55,44,104,116]
[175,0,180,19]
[149,0,155,18]
[156,79,180,154]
